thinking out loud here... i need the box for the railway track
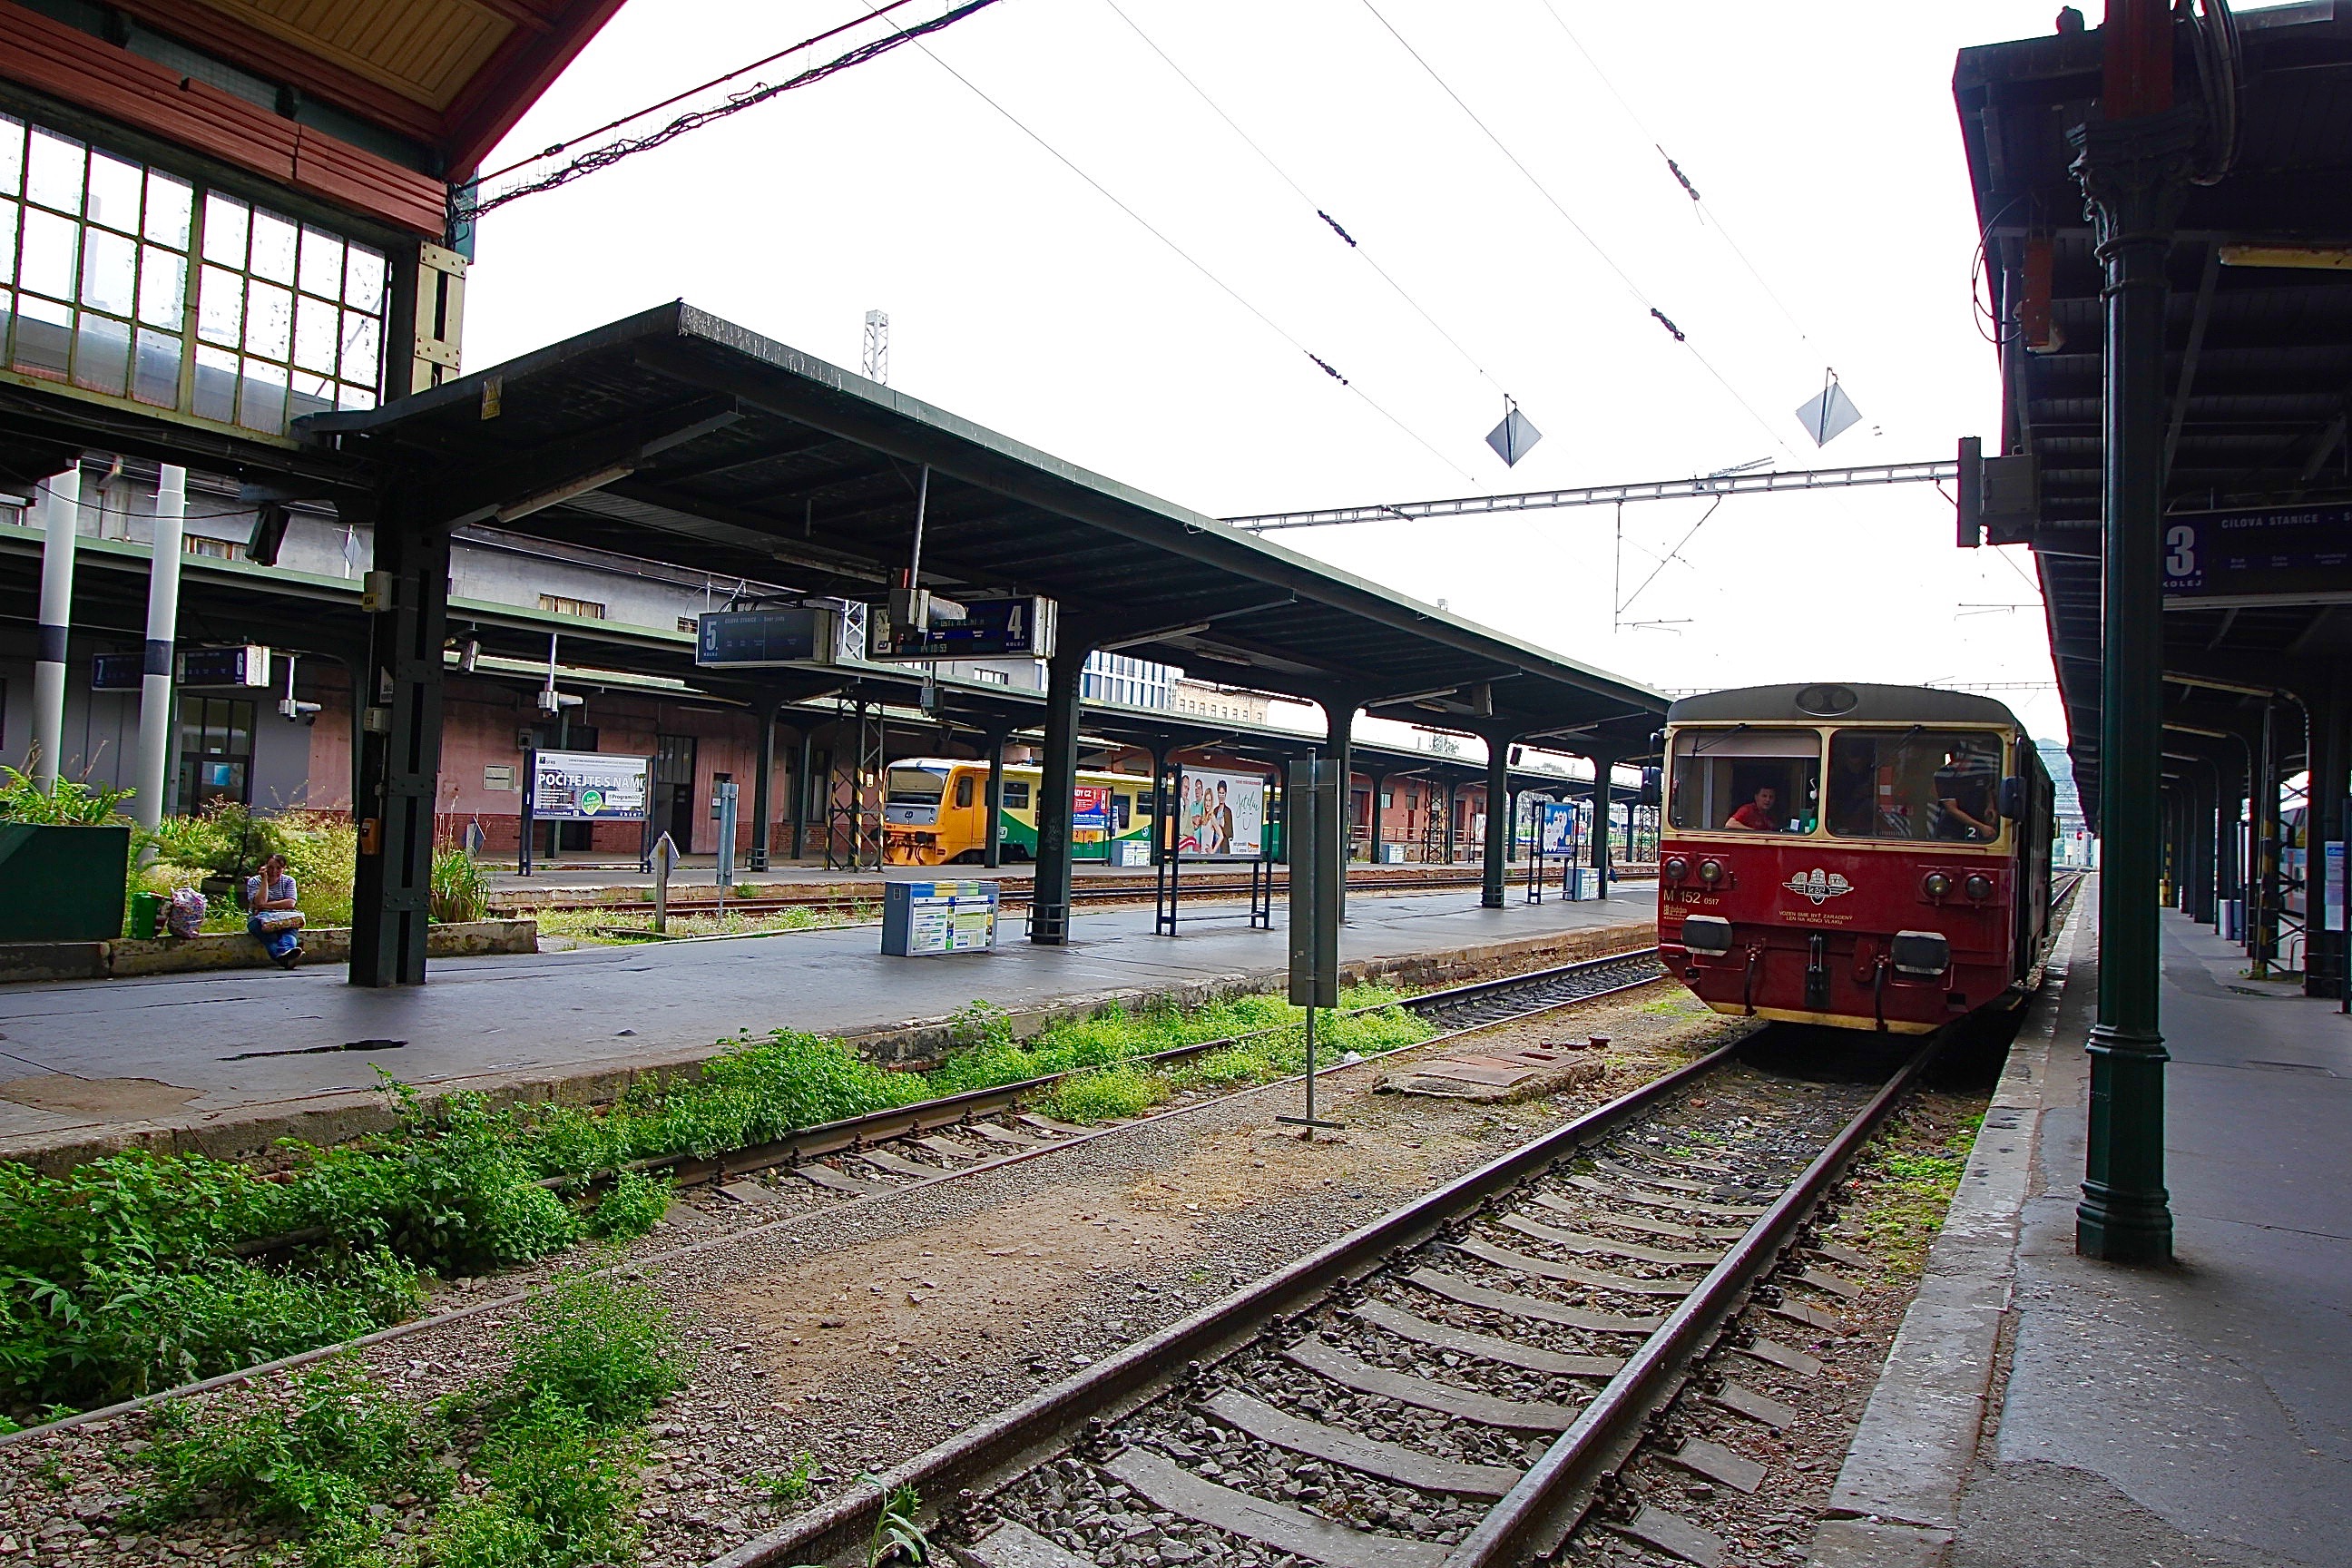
[712,1019,1952,1568]
[647,948,1668,1200]
[497,867,1663,919]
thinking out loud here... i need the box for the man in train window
[1933,746,2000,840]
[1725,783,1781,832]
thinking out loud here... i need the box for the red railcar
[1656,683,2055,1034]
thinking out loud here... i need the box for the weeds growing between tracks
[1,986,1428,1421]
[127,1264,686,1568]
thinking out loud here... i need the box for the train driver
[1724,784,1781,832]
[1933,748,2001,840]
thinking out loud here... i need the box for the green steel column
[2068,87,2194,1263]
[982,723,1011,871]
[1323,697,1357,919]
[1481,740,1511,909]
[749,701,778,873]
[1029,642,1089,945]
[350,495,450,988]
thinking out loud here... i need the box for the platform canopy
[1955,2,2352,815]
[299,301,1668,756]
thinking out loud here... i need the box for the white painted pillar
[29,465,82,790]
[132,466,187,833]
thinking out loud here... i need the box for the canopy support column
[350,495,450,988]
[1029,639,1093,945]
[29,465,79,789]
[2068,29,2190,1262]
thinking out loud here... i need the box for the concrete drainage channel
[715,1024,1951,1568]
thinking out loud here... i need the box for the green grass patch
[132,1263,683,1568]
[4,985,1429,1420]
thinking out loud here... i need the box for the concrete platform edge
[0,916,1652,1173]
[1807,895,2092,1566]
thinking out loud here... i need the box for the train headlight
[1922,871,1953,898]
[1681,915,1735,956]
[1698,858,1726,886]
[1663,855,1690,882]
[1965,873,1994,901]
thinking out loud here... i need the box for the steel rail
[1444,1030,1945,1566]
[709,1034,1744,1568]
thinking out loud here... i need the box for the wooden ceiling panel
[201,0,514,110]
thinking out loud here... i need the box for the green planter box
[0,824,130,941]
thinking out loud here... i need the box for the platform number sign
[2164,525,2196,578]
[2161,502,2352,603]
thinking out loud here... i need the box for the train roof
[1666,683,2022,728]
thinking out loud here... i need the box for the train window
[1669,729,1819,833]
[1002,780,1032,809]
[1826,730,2004,842]
[954,775,975,809]
[887,767,946,807]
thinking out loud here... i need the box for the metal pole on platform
[132,466,186,835]
[2069,0,2188,1264]
[29,465,80,790]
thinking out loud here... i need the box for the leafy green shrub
[289,1090,581,1274]
[430,845,490,924]
[431,1394,644,1568]
[148,799,279,877]
[131,1357,448,1557]
[1040,1064,1168,1124]
[0,761,133,825]
[584,1170,671,1240]
[499,1267,685,1427]
[275,810,358,927]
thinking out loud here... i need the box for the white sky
[465,0,2074,741]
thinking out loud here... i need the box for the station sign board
[695,608,838,668]
[524,750,652,823]
[1173,768,1268,859]
[881,881,999,956]
[179,644,271,689]
[90,652,144,691]
[2161,502,2352,605]
[871,594,1056,662]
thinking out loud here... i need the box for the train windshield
[1669,728,1820,834]
[887,767,946,807]
[1825,730,2005,842]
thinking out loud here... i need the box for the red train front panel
[1657,837,2017,1033]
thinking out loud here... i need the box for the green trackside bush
[430,1395,645,1568]
[499,1267,686,1428]
[131,1357,449,1556]
[583,1170,672,1241]
[7,985,1434,1420]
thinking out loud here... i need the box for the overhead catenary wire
[1098,0,1514,404]
[472,0,932,188]
[459,0,1006,221]
[855,0,1475,481]
[1530,0,1817,349]
[1351,0,1793,456]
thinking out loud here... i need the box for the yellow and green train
[882,759,1158,866]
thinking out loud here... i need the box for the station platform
[0,883,1653,1171]
[1818,898,2352,1568]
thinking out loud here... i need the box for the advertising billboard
[1539,801,1580,857]
[525,750,652,823]
[1174,769,1268,860]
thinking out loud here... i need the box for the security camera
[279,698,321,725]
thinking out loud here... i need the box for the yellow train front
[1655,683,2055,1033]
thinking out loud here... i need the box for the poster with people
[1539,801,1580,857]
[1174,769,1268,859]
